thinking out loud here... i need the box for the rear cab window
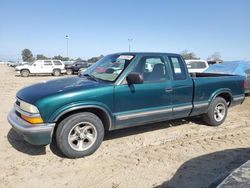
[168,56,187,80]
[187,61,207,69]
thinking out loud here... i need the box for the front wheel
[203,97,228,126]
[21,69,30,77]
[56,112,104,158]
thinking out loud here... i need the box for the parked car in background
[62,61,74,66]
[15,60,66,77]
[204,61,250,94]
[7,61,23,67]
[65,61,89,75]
[185,60,209,73]
[8,52,245,158]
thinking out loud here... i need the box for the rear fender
[208,88,233,106]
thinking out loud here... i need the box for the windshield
[187,61,207,69]
[83,54,134,82]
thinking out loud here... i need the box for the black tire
[21,69,30,77]
[56,112,104,158]
[66,69,73,75]
[53,69,61,76]
[203,97,228,126]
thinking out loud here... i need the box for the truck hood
[15,64,31,69]
[17,77,110,104]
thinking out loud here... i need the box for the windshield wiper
[82,74,98,82]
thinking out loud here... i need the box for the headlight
[17,100,43,124]
[20,100,39,114]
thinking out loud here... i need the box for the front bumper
[7,108,55,145]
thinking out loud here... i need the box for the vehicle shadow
[7,128,46,155]
[155,148,250,188]
[7,116,205,157]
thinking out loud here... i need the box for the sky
[0,0,250,61]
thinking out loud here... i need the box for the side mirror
[126,72,143,85]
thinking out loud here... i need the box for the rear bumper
[7,108,55,145]
[61,69,66,73]
[231,94,245,106]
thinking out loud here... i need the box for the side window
[53,61,62,65]
[44,60,52,66]
[131,56,168,83]
[169,56,187,80]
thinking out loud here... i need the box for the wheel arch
[209,89,233,107]
[53,105,113,132]
[20,68,30,72]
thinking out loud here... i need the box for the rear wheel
[21,69,30,77]
[203,97,228,126]
[53,69,61,76]
[56,112,104,158]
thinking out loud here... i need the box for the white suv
[185,60,209,73]
[15,60,66,77]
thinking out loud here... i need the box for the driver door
[114,55,173,129]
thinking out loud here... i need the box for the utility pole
[66,35,69,58]
[128,38,133,52]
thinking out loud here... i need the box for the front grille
[15,110,21,118]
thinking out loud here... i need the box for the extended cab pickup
[8,53,245,158]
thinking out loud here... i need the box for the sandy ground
[0,64,250,188]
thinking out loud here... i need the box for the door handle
[165,87,173,92]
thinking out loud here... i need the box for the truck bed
[190,72,245,116]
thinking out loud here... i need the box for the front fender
[49,101,114,129]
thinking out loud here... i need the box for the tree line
[21,49,104,64]
[22,48,222,64]
[180,50,222,61]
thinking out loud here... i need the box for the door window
[169,56,187,80]
[131,56,168,82]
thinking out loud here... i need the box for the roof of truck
[112,52,180,56]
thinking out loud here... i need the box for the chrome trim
[116,108,172,121]
[14,103,41,117]
[173,105,192,112]
[193,102,209,108]
[233,95,245,102]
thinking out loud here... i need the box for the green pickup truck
[8,52,245,158]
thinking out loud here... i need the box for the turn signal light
[21,114,44,124]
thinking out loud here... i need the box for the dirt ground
[0,64,250,188]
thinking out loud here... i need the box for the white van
[15,60,66,77]
[185,60,209,73]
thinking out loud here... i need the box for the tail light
[244,80,247,89]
